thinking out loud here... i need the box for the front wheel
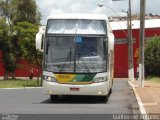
[109,88,112,94]
[100,95,109,102]
[50,95,59,102]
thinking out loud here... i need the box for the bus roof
[47,13,108,20]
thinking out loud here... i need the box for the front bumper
[43,80,109,96]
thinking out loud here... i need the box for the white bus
[36,13,114,101]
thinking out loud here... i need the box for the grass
[146,76,160,83]
[0,79,42,88]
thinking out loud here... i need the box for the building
[111,19,160,77]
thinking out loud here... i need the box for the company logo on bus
[54,74,96,84]
[58,74,71,79]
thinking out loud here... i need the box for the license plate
[70,87,80,91]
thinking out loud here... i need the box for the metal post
[127,11,130,80]
[128,0,134,81]
[139,0,146,88]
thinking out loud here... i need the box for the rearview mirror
[108,33,114,51]
[36,33,43,51]
[36,26,45,51]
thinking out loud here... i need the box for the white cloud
[36,0,160,25]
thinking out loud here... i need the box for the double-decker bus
[36,13,114,101]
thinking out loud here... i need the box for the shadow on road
[41,94,111,104]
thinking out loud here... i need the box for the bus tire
[109,88,112,94]
[100,95,109,102]
[50,95,58,102]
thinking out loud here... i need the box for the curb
[0,87,42,90]
[128,81,148,120]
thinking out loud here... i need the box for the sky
[36,0,160,25]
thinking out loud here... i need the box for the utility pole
[139,0,146,88]
[128,0,134,81]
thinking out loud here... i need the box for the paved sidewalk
[131,80,160,114]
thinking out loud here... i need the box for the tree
[145,36,160,76]
[0,17,16,79]
[0,0,21,79]
[10,0,41,25]
[14,21,42,83]
[14,21,42,64]
[0,0,42,80]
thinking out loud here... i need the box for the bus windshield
[45,36,107,73]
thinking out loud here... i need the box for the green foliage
[0,79,41,88]
[0,0,41,24]
[14,21,42,66]
[0,18,6,38]
[0,18,16,74]
[146,76,160,83]
[0,0,42,80]
[145,36,160,76]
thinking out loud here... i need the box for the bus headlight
[93,77,107,83]
[44,76,57,82]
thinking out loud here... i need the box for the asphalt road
[0,80,140,120]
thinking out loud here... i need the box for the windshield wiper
[80,57,90,73]
[91,63,95,71]
[59,66,64,72]
[69,47,72,64]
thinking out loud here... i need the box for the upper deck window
[46,19,107,35]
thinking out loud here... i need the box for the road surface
[0,79,140,120]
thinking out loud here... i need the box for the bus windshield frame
[44,19,108,74]
[44,36,108,74]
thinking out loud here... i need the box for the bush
[145,36,160,76]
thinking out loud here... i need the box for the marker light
[44,76,57,82]
[93,77,107,83]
